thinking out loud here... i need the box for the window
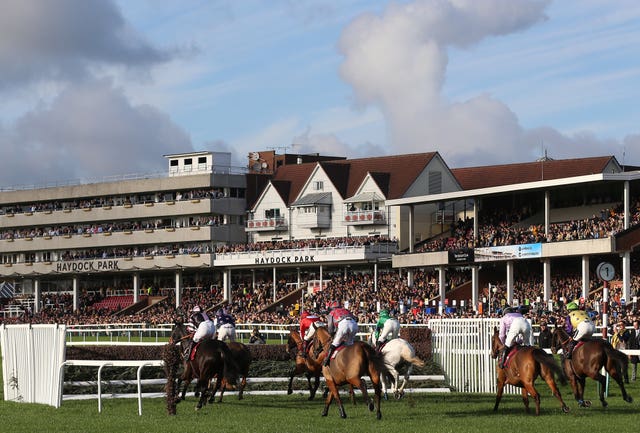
[197,156,207,164]
[265,208,281,219]
[314,181,324,191]
[184,158,192,172]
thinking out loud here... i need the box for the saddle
[189,341,202,361]
[331,344,347,360]
[503,346,520,368]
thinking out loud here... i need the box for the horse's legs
[322,379,346,418]
[208,377,221,404]
[195,379,209,410]
[607,361,633,404]
[540,368,570,413]
[309,373,320,401]
[493,374,506,412]
[238,374,247,400]
[351,377,373,411]
[522,382,540,416]
[396,365,412,399]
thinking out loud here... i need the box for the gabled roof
[266,152,439,205]
[343,191,385,203]
[270,180,292,204]
[332,152,438,199]
[271,163,317,205]
[451,156,619,190]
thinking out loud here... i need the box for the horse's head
[310,322,329,356]
[550,326,567,354]
[490,326,502,359]
[169,322,189,345]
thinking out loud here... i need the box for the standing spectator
[627,319,640,381]
[537,322,552,349]
[611,320,630,351]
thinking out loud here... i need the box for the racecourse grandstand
[2,150,640,329]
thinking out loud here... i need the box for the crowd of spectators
[0,188,234,216]
[415,198,640,253]
[215,235,396,254]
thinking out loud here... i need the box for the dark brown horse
[287,329,325,400]
[169,322,240,410]
[551,326,633,407]
[210,341,252,402]
[491,327,570,415]
[310,323,392,419]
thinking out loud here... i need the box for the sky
[1,0,640,188]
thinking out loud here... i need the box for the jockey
[299,310,320,358]
[564,300,595,359]
[498,306,533,368]
[324,303,358,366]
[186,305,215,361]
[214,308,237,342]
[374,309,400,350]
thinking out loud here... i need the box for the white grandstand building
[1,149,640,319]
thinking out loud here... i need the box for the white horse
[368,332,425,399]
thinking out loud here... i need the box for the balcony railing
[246,217,288,231]
[344,210,386,225]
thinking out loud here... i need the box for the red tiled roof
[268,152,439,204]
[451,156,618,190]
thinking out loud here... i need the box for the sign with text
[474,243,542,262]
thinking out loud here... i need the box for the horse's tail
[603,340,629,375]
[402,343,425,368]
[219,342,241,386]
[532,348,567,386]
[362,343,394,386]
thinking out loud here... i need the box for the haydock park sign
[56,259,119,273]
[254,255,315,265]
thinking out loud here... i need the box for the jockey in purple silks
[498,306,533,368]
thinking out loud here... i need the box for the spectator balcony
[343,210,386,226]
[246,217,288,232]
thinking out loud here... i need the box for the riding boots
[324,344,337,367]
[565,340,576,359]
[499,346,509,369]
[301,340,308,358]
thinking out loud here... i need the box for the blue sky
[1,0,640,187]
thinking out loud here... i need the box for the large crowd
[3,262,640,333]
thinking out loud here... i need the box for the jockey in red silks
[324,303,358,366]
[299,310,320,358]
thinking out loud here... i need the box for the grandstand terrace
[2,150,640,329]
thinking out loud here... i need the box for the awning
[291,192,332,207]
[343,191,384,203]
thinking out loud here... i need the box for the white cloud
[0,80,192,186]
[335,0,640,167]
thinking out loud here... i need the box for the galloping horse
[367,331,425,400]
[491,327,570,415]
[287,329,325,400]
[210,341,252,402]
[310,322,392,419]
[169,322,240,410]
[551,326,633,408]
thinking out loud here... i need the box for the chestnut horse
[310,322,392,419]
[551,326,633,408]
[169,322,240,410]
[491,327,570,415]
[286,329,325,400]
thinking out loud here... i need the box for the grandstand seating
[91,295,134,312]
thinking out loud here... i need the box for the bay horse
[287,329,325,400]
[310,322,393,419]
[169,322,240,410]
[210,341,252,402]
[367,331,425,400]
[551,326,633,407]
[491,327,570,415]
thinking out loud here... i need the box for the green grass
[2,360,640,433]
